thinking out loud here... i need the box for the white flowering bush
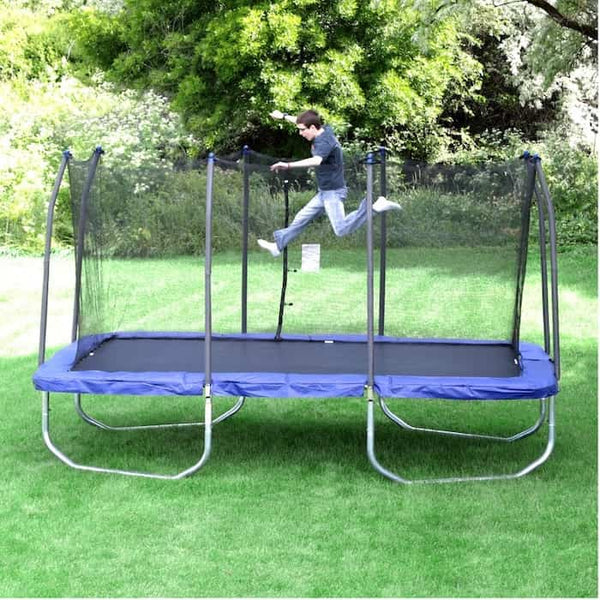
[0,73,198,252]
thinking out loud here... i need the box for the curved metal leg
[367,392,555,485]
[367,396,412,484]
[379,396,547,442]
[73,393,245,431]
[43,390,213,479]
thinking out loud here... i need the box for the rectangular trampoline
[34,332,557,400]
[33,148,560,483]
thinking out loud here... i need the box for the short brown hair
[296,109,322,129]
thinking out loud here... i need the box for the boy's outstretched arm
[270,110,297,124]
[270,156,322,172]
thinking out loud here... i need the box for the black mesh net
[68,148,532,365]
[380,158,531,342]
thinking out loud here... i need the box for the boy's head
[296,110,323,141]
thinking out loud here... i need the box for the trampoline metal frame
[73,393,245,431]
[366,394,556,485]
[42,389,213,480]
[38,152,221,479]
[378,395,547,443]
[37,149,559,483]
[365,154,560,484]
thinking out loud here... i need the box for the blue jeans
[273,187,367,251]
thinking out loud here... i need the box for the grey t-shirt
[311,125,345,191]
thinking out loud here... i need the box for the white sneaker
[258,239,281,257]
[372,195,402,213]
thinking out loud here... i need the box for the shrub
[0,74,198,254]
[436,128,598,247]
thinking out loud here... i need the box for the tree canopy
[71,0,482,156]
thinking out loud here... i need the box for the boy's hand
[270,110,285,120]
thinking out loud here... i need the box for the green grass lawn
[0,245,596,597]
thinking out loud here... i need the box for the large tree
[73,0,482,156]
[419,0,598,147]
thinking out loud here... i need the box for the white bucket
[301,244,320,272]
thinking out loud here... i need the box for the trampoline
[34,332,556,400]
[33,148,560,483]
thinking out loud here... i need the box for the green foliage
[0,0,595,254]
[418,0,597,84]
[88,0,483,157]
[0,74,198,253]
[63,8,127,77]
[418,0,598,152]
[520,0,597,84]
[0,6,69,82]
[438,127,598,246]
[532,130,598,246]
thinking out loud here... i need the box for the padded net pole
[275,178,291,341]
[378,146,387,336]
[38,150,71,366]
[71,147,103,343]
[511,155,535,351]
[366,153,375,388]
[241,145,250,333]
[534,176,551,354]
[205,153,215,381]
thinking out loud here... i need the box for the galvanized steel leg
[378,396,547,442]
[366,393,555,485]
[73,393,245,431]
[367,391,412,484]
[42,387,214,479]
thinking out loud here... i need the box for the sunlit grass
[4,245,595,356]
[0,246,596,597]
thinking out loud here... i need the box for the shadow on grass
[15,334,593,483]
[35,400,553,481]
[16,349,596,477]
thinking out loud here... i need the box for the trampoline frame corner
[366,393,556,484]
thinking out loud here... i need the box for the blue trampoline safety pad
[33,332,558,400]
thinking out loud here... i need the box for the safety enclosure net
[68,148,533,366]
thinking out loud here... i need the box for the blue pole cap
[366,152,375,165]
[208,151,215,161]
[62,149,72,158]
[242,145,250,155]
[522,150,530,159]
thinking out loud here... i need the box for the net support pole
[175,150,217,479]
[71,146,103,343]
[377,146,387,336]
[365,151,413,483]
[38,150,71,366]
[366,153,375,389]
[241,145,250,333]
[534,157,561,379]
[535,184,551,354]
[366,152,376,470]
[511,153,536,350]
[177,150,217,477]
[275,178,291,340]
[205,153,215,384]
